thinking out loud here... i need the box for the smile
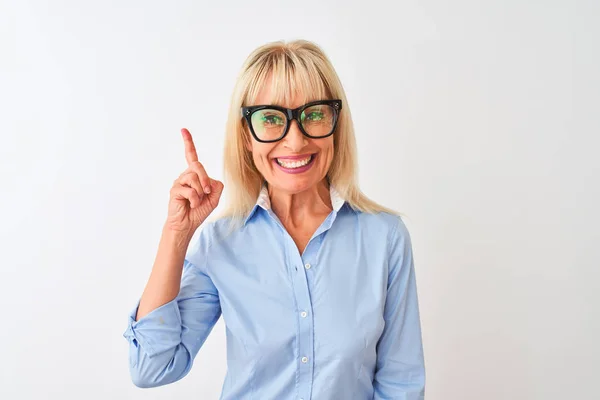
[275,155,313,168]
[273,154,317,173]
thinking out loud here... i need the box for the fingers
[187,162,212,194]
[181,128,199,166]
[208,178,224,196]
[176,162,213,205]
[180,128,211,194]
[178,171,204,200]
[171,185,201,209]
[172,173,224,210]
[174,126,222,211]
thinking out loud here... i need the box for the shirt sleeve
[373,217,426,399]
[122,226,221,388]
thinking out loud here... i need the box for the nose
[282,120,308,152]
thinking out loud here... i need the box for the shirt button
[301,356,308,363]
[304,263,311,270]
[300,311,307,318]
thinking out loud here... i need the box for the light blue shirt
[123,186,425,399]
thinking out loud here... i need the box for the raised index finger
[181,128,199,165]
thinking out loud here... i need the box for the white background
[1,1,598,399]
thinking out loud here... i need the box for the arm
[134,225,193,322]
[373,217,426,399]
[122,225,221,388]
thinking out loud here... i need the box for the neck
[268,179,333,226]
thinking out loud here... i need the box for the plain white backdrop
[1,0,598,399]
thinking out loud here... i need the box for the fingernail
[204,185,211,194]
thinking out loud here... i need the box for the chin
[272,174,325,194]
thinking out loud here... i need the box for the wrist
[162,225,195,249]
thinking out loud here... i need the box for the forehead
[254,79,303,109]
[247,69,330,109]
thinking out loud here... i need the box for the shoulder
[193,216,240,248]
[348,207,411,243]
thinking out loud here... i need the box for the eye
[261,113,285,126]
[305,111,324,121]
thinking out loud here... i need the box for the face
[245,80,335,195]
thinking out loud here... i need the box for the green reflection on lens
[301,105,334,137]
[251,109,286,140]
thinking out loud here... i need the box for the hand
[165,128,224,235]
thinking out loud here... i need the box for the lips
[272,153,317,173]
[275,154,314,168]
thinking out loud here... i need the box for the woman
[123,40,425,399]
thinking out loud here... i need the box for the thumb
[208,179,224,198]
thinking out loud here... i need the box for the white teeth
[276,155,313,169]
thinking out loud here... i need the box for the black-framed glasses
[241,99,342,143]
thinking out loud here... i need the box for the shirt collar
[244,183,346,225]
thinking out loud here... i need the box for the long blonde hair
[217,39,401,227]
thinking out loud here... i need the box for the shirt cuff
[122,298,182,358]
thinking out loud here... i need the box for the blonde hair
[216,39,402,227]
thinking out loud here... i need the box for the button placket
[294,249,317,399]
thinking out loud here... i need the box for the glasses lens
[300,104,336,137]
[251,109,287,141]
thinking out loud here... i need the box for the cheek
[250,143,276,166]
[319,139,335,161]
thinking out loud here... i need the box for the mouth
[273,153,317,173]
